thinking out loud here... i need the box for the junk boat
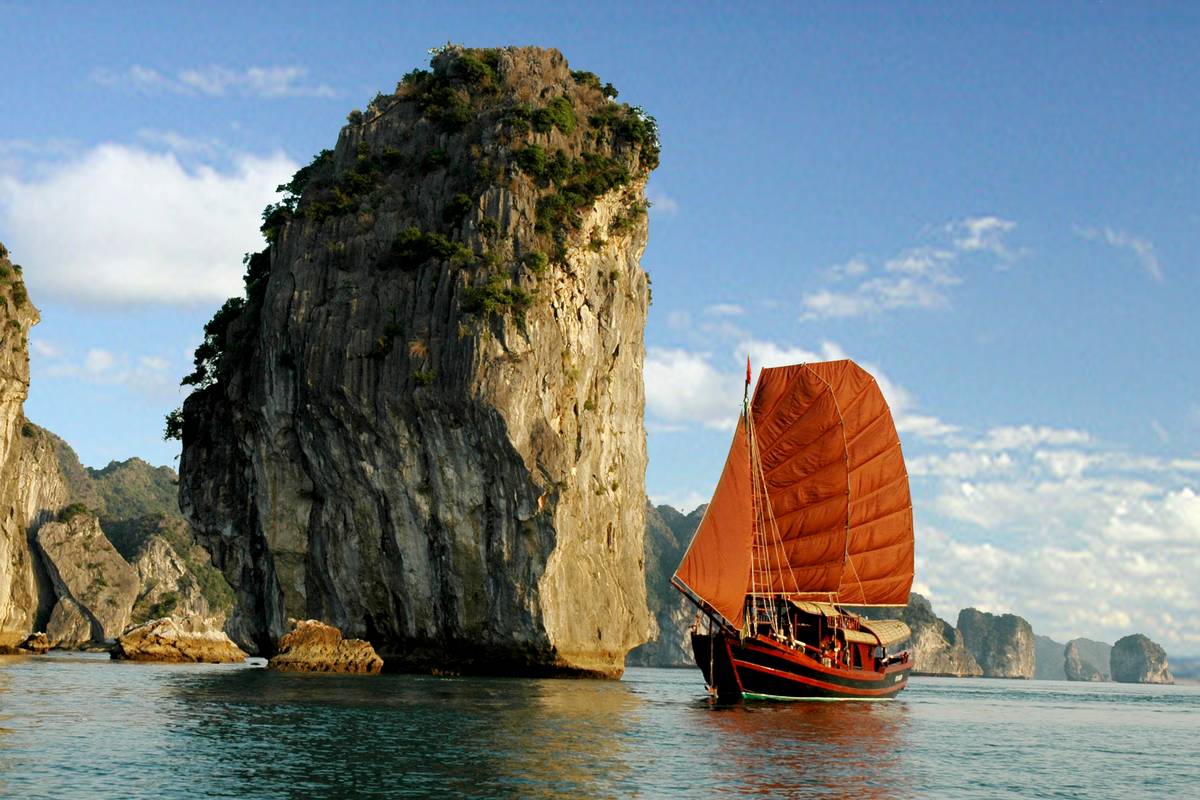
[672,359,915,701]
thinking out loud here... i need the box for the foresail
[672,418,754,630]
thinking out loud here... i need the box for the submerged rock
[1110,634,1173,684]
[1064,640,1104,681]
[18,631,49,653]
[113,616,246,663]
[177,46,658,675]
[36,510,138,642]
[268,619,383,674]
[957,608,1035,678]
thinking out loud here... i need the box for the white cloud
[971,424,1091,451]
[644,348,742,430]
[35,343,181,401]
[1076,225,1164,283]
[705,303,744,317]
[92,64,337,99]
[951,215,1017,259]
[826,258,869,281]
[800,217,1018,321]
[0,142,297,306]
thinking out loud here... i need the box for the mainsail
[673,359,913,630]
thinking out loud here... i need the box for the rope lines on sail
[744,403,801,641]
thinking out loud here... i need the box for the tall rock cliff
[1064,640,1104,682]
[1065,636,1111,681]
[0,244,68,648]
[957,607,1036,679]
[627,503,703,668]
[1110,634,1173,684]
[177,46,658,675]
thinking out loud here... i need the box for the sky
[2,2,1197,654]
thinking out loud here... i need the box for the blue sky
[2,2,1197,653]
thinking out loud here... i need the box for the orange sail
[673,359,913,629]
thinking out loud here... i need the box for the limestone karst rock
[131,532,230,626]
[268,619,384,674]
[0,244,69,648]
[1110,633,1174,684]
[46,595,92,648]
[626,503,703,668]
[859,593,982,677]
[176,47,658,675]
[1034,634,1067,680]
[957,608,1036,678]
[1064,640,1104,681]
[36,511,139,642]
[113,616,247,663]
[1065,637,1111,681]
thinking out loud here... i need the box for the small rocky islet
[0,47,1182,682]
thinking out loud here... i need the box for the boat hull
[691,631,911,702]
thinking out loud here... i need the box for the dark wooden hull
[691,631,911,702]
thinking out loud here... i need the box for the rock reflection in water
[702,699,912,798]
[166,668,646,798]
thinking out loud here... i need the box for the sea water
[0,653,1196,798]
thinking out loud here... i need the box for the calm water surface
[1,653,1196,798]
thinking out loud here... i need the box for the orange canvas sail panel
[672,419,754,629]
[798,361,913,605]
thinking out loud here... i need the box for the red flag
[745,356,751,385]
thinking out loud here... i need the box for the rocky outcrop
[178,47,658,675]
[113,616,246,663]
[877,594,982,677]
[957,608,1036,678]
[36,511,138,642]
[1065,637,1111,681]
[268,619,384,673]
[1110,634,1173,684]
[627,503,706,667]
[1064,640,1104,681]
[46,595,92,648]
[1034,634,1067,680]
[131,533,229,626]
[0,244,69,648]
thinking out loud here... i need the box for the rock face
[1065,637,1111,681]
[1110,634,1174,684]
[877,594,982,677]
[178,47,658,675]
[46,595,92,648]
[268,619,384,674]
[113,616,246,663]
[0,244,69,648]
[957,608,1036,678]
[626,503,703,667]
[132,533,229,626]
[1064,640,1104,681]
[36,511,139,642]
[1034,634,1067,680]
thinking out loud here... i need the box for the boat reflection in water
[701,697,913,798]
